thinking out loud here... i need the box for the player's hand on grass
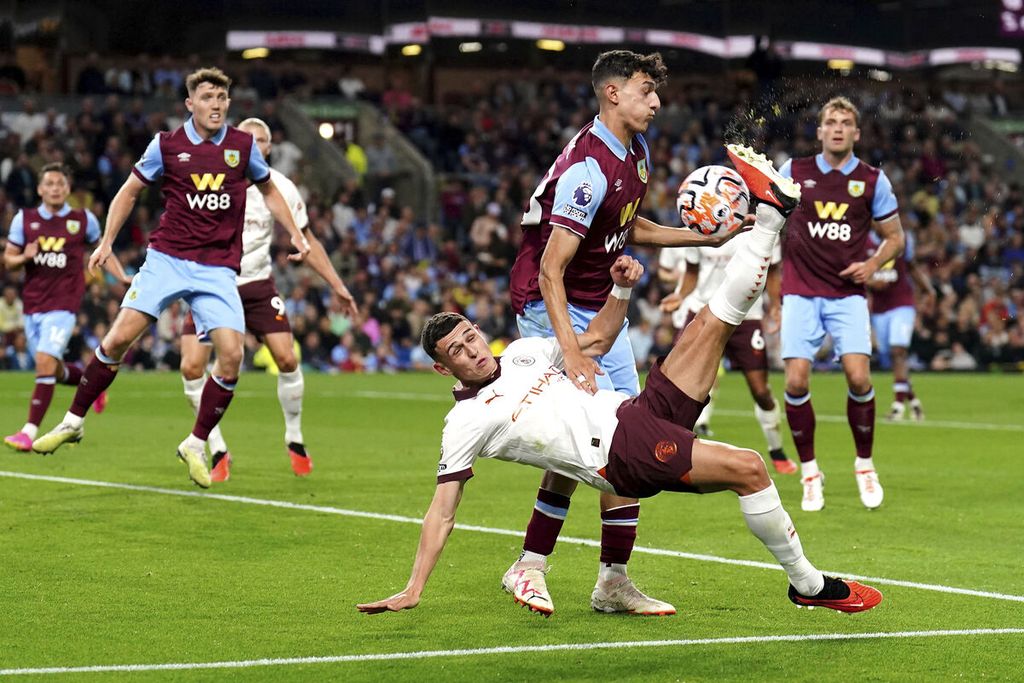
[289,235,311,262]
[660,291,683,313]
[88,242,112,272]
[839,260,877,284]
[610,255,644,288]
[357,590,420,614]
[565,349,603,395]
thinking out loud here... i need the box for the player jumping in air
[32,68,310,489]
[357,148,883,617]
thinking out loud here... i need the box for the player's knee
[216,346,243,374]
[732,449,771,493]
[540,471,578,496]
[784,378,808,397]
[847,373,872,395]
[180,357,205,380]
[752,388,774,409]
[275,352,298,373]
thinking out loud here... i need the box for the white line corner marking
[1,470,1023,607]
[1,629,1022,676]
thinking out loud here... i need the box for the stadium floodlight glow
[401,44,423,56]
[241,47,270,60]
[459,41,483,53]
[318,122,334,140]
[536,39,566,52]
[867,69,892,81]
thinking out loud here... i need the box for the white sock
[709,204,785,325]
[519,550,547,565]
[739,484,824,596]
[801,459,820,479]
[755,400,784,451]
[63,412,83,429]
[277,369,305,445]
[599,562,628,582]
[21,423,39,439]
[855,456,875,471]
[182,375,205,415]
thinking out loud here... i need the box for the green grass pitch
[1,369,1022,681]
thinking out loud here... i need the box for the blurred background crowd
[2,49,1024,375]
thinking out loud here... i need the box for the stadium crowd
[2,57,1024,374]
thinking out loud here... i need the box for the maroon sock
[61,364,84,386]
[522,488,571,557]
[906,380,915,401]
[69,350,120,418]
[27,377,56,427]
[847,388,875,459]
[600,504,639,565]
[784,392,816,463]
[192,376,236,440]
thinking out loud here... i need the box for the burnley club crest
[848,180,865,197]
[66,220,81,235]
[224,149,240,168]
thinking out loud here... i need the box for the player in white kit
[179,118,358,481]
[357,147,883,617]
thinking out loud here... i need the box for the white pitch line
[1,628,1022,676]
[2,470,1023,605]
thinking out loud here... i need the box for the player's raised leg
[263,330,312,476]
[32,308,151,454]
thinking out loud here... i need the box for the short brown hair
[186,67,232,96]
[592,50,668,95]
[818,96,860,126]
[420,312,469,361]
[39,162,72,182]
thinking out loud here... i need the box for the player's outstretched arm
[630,215,751,248]
[540,227,602,394]
[840,216,906,284]
[89,174,145,272]
[302,227,358,318]
[577,255,643,356]
[356,480,465,614]
[257,179,311,262]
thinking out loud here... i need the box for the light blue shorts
[25,310,76,359]
[517,300,639,396]
[781,294,871,360]
[122,249,244,335]
[871,305,916,358]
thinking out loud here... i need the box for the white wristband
[611,285,632,300]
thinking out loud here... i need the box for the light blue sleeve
[778,158,793,180]
[134,134,164,182]
[904,229,915,262]
[85,210,102,243]
[872,169,899,220]
[7,210,25,247]
[246,139,271,183]
[549,157,609,236]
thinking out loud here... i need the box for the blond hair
[818,96,860,126]
[238,117,271,138]
[185,67,232,96]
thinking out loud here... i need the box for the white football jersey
[238,167,308,285]
[437,337,629,493]
[659,233,781,326]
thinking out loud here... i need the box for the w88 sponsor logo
[807,221,852,241]
[33,252,67,268]
[187,173,232,211]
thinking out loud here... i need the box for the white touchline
[2,470,1023,604]
[1,629,1022,676]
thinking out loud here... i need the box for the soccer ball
[676,165,750,237]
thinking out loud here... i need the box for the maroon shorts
[183,278,291,340]
[604,359,710,499]
[678,311,767,373]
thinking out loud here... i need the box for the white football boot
[801,472,825,512]
[591,575,676,616]
[502,560,553,616]
[855,464,884,509]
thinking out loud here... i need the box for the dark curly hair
[591,50,668,96]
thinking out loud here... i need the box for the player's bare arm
[539,226,603,394]
[301,226,358,317]
[257,179,311,262]
[840,216,906,284]
[576,255,643,355]
[908,259,937,309]
[3,240,39,271]
[90,173,146,272]
[630,215,752,249]
[764,262,782,334]
[357,479,465,614]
